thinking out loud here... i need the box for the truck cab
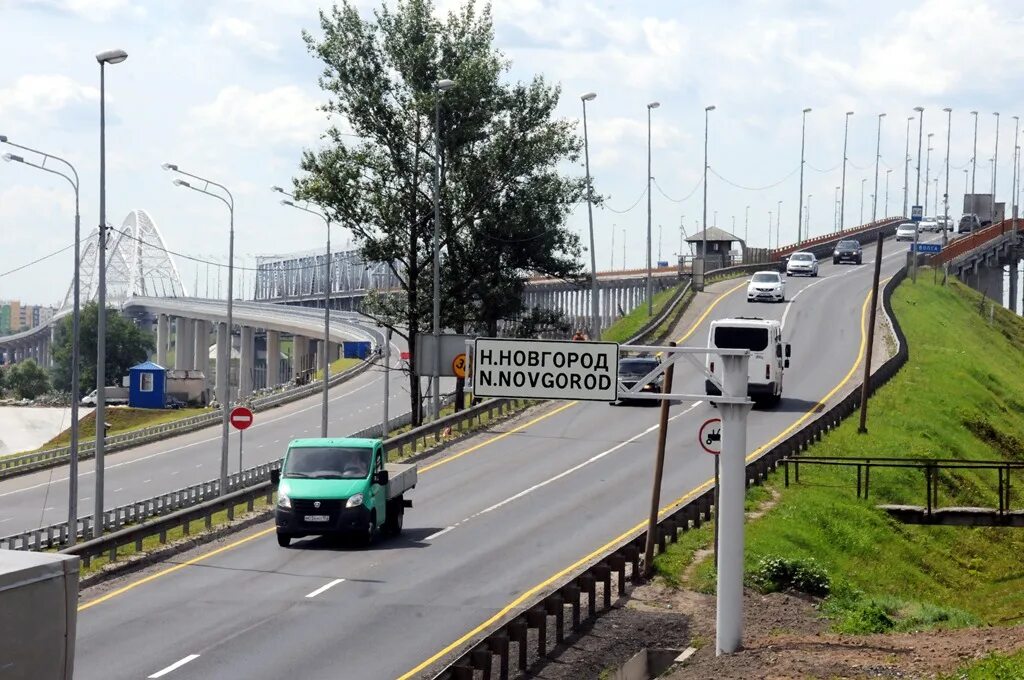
[704,317,790,407]
[271,437,416,548]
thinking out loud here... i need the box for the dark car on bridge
[959,214,981,233]
[614,357,663,404]
[832,239,863,265]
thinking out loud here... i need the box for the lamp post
[93,47,127,538]
[163,164,234,495]
[1012,116,1020,238]
[798,107,811,242]
[581,91,600,339]
[860,178,866,224]
[274,187,331,436]
[646,101,660,315]
[992,112,1000,221]
[427,78,455,420]
[840,111,853,230]
[925,132,934,216]
[885,169,892,217]
[2,137,82,544]
[873,113,886,221]
[913,106,924,283]
[903,116,914,216]
[702,105,716,271]
[971,111,979,195]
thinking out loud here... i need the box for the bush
[749,555,831,597]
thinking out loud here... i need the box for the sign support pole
[239,429,243,477]
[858,232,884,434]
[383,328,391,440]
[643,342,676,578]
[715,354,751,656]
[713,456,720,563]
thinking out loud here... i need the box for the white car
[895,222,918,242]
[786,252,818,277]
[747,271,786,303]
[920,218,940,233]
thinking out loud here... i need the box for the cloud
[0,74,98,118]
[185,85,328,149]
[16,0,143,21]
[208,16,279,57]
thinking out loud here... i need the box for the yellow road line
[675,280,748,344]
[77,527,276,612]
[397,282,880,680]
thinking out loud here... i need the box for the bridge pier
[291,334,308,381]
[174,317,194,370]
[215,322,230,404]
[1009,259,1019,315]
[239,326,255,398]
[156,314,169,367]
[194,320,210,385]
[267,330,281,387]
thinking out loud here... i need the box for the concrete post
[194,320,210,381]
[267,330,281,387]
[716,354,752,656]
[239,326,254,398]
[216,322,230,405]
[156,314,168,367]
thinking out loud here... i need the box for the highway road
[0,317,425,536]
[73,235,935,680]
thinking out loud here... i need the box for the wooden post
[643,342,676,578]
[858,232,884,433]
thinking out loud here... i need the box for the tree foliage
[297,0,586,421]
[51,302,154,396]
[5,359,50,400]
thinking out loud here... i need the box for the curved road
[73,236,933,679]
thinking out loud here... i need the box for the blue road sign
[911,205,923,222]
[912,242,942,253]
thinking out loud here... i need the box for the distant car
[833,239,863,265]
[895,222,918,242]
[958,214,981,233]
[747,271,786,303]
[919,218,940,233]
[936,216,954,231]
[786,252,818,277]
[614,357,663,404]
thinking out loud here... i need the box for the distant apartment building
[0,300,56,336]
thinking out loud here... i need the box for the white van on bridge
[705,317,791,406]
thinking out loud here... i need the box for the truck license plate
[304,515,330,522]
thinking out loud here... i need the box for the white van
[705,317,791,406]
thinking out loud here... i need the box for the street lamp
[581,91,599,340]
[430,78,455,420]
[885,169,892,217]
[860,178,866,224]
[992,112,1000,222]
[970,111,979,194]
[840,111,853,230]
[702,105,716,274]
[164,163,234,496]
[904,115,914,216]
[274,186,331,437]
[797,107,811,242]
[646,101,660,316]
[1012,116,1020,237]
[93,47,127,539]
[925,132,934,217]
[873,113,886,221]
[2,136,82,545]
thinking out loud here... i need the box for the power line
[806,161,842,173]
[652,175,703,203]
[0,242,76,278]
[602,185,647,214]
[708,165,799,191]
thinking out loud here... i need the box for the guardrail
[2,395,521,552]
[0,354,377,480]
[770,217,904,260]
[429,266,910,679]
[931,219,1019,266]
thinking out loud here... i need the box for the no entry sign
[230,406,254,431]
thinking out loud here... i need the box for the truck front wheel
[358,512,376,547]
[384,498,405,537]
[276,532,291,548]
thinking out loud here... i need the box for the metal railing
[770,217,903,260]
[428,266,911,679]
[0,355,376,480]
[931,218,1019,266]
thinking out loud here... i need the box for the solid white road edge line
[148,654,200,678]
[424,526,456,541]
[304,578,346,599]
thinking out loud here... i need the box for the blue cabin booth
[128,361,167,409]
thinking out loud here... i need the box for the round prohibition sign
[229,406,254,431]
[698,417,722,455]
[452,353,467,379]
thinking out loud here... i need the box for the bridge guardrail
[770,217,903,261]
[428,266,910,679]
[931,219,1019,266]
[0,356,376,481]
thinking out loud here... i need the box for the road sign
[415,334,473,376]
[229,406,254,431]
[699,418,722,455]
[911,205,923,222]
[452,353,467,379]
[473,337,619,401]
[400,351,410,361]
[913,242,942,253]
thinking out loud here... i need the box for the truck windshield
[714,326,769,352]
[283,447,372,480]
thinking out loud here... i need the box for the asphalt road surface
[73,236,934,679]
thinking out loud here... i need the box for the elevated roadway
[72,234,941,679]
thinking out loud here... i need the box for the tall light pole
[581,91,599,339]
[860,178,866,224]
[904,115,914,216]
[431,78,455,419]
[702,105,716,270]
[274,187,331,436]
[163,164,233,495]
[1013,116,1020,237]
[93,47,127,538]
[964,168,969,195]
[992,112,1000,221]
[885,169,892,217]
[913,106,924,282]
[840,111,853,230]
[873,113,886,221]
[797,107,811,242]
[2,137,82,544]
[925,132,934,216]
[646,101,660,315]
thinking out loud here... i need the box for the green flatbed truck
[270,437,416,547]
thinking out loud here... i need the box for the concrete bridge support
[292,335,308,381]
[1009,259,1019,315]
[215,322,230,404]
[267,330,281,387]
[174,317,194,370]
[156,314,169,367]
[239,326,255,398]
[194,320,210,383]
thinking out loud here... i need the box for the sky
[2,0,1024,307]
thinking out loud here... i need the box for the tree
[51,302,154,396]
[6,359,50,400]
[297,0,586,422]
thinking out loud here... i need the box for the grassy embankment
[654,274,1024,633]
[32,407,212,452]
[602,283,690,343]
